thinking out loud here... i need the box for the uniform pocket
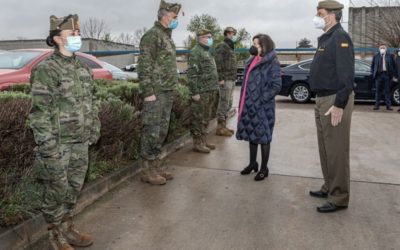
[142,100,161,126]
[33,150,65,181]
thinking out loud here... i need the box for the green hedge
[0,79,193,227]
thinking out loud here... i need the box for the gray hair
[157,9,169,21]
[327,9,342,22]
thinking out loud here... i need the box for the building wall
[0,39,137,68]
[349,6,400,48]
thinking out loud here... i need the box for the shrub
[0,80,194,226]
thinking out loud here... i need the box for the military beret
[50,14,80,31]
[196,29,212,37]
[159,0,182,15]
[224,27,237,34]
[317,0,344,10]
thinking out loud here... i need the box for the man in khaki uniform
[309,0,355,213]
[215,27,238,137]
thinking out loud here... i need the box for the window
[299,62,311,70]
[0,51,42,69]
[355,61,370,73]
[76,56,101,69]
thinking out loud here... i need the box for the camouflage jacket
[137,21,178,97]
[187,43,219,95]
[29,49,101,157]
[215,38,237,81]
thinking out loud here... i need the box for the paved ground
[32,88,400,250]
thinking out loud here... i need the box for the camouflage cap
[196,29,212,37]
[50,14,80,31]
[224,27,237,34]
[159,0,182,14]
[317,0,344,10]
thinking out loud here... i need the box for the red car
[0,49,113,90]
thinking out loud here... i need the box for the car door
[354,60,374,100]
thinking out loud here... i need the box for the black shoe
[397,109,400,113]
[317,202,348,213]
[309,190,328,198]
[254,168,269,181]
[240,162,258,175]
[373,106,379,110]
[386,107,393,111]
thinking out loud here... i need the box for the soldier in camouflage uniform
[29,14,100,250]
[215,27,238,137]
[188,29,219,153]
[137,0,182,185]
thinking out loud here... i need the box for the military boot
[155,159,173,180]
[140,160,167,185]
[193,138,210,153]
[61,217,93,247]
[202,135,216,150]
[48,224,74,250]
[216,121,234,137]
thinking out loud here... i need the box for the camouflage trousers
[140,91,174,161]
[34,142,89,225]
[216,80,235,122]
[190,91,216,139]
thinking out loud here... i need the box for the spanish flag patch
[341,43,349,48]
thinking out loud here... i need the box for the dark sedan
[279,59,400,105]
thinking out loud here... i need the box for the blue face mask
[207,38,214,47]
[168,19,178,29]
[232,35,238,43]
[64,36,82,53]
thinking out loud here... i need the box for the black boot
[241,162,259,175]
[254,168,269,181]
[241,143,258,175]
[255,143,270,181]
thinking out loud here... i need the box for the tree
[186,14,222,37]
[297,38,313,48]
[185,14,250,49]
[117,33,135,45]
[81,17,109,40]
[133,27,148,46]
[352,0,400,47]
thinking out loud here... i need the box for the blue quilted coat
[236,51,282,144]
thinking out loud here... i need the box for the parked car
[279,58,400,105]
[101,61,138,80]
[124,63,137,72]
[0,49,113,90]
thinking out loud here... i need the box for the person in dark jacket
[309,0,355,213]
[395,49,400,112]
[371,43,397,110]
[236,34,282,182]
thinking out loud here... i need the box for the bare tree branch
[81,17,109,40]
[351,1,400,47]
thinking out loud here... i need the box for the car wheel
[391,87,400,106]
[290,82,311,103]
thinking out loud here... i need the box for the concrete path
[31,88,400,250]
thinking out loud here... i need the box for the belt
[316,90,337,97]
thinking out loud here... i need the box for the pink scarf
[238,56,262,121]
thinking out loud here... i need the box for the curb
[0,109,236,250]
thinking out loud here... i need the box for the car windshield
[0,51,42,69]
[101,61,122,72]
[355,60,371,73]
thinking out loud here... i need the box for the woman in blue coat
[236,34,282,181]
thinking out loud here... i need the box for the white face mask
[380,48,386,55]
[397,51,400,57]
[313,16,327,30]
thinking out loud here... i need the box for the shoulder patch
[341,43,349,48]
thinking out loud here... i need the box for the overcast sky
[0,0,371,48]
